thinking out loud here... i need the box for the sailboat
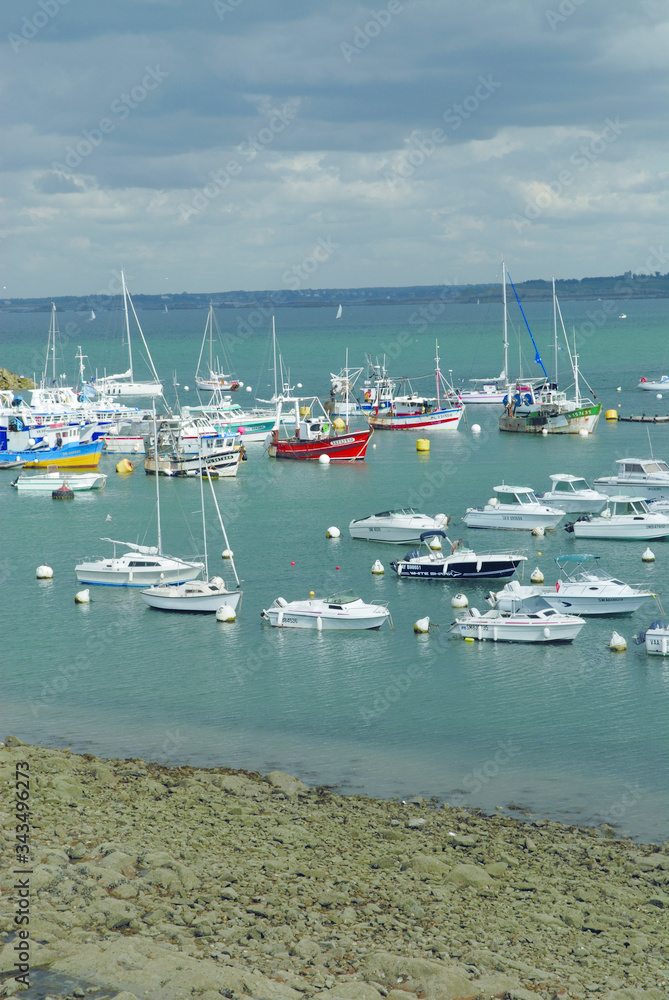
[75,410,203,586]
[92,271,163,397]
[88,310,96,321]
[140,453,242,612]
[367,344,464,431]
[43,303,65,387]
[498,273,601,435]
[336,304,343,320]
[195,304,241,392]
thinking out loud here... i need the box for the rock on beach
[1,741,668,1000]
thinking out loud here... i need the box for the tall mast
[345,346,350,432]
[121,270,134,380]
[208,304,214,375]
[435,341,441,408]
[152,403,162,554]
[198,433,209,580]
[272,315,278,398]
[502,262,509,383]
[552,276,558,387]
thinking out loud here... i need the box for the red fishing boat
[266,395,371,461]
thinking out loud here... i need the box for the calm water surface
[1,298,668,841]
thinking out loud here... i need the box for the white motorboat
[141,466,242,613]
[565,495,669,539]
[538,474,609,514]
[463,486,565,531]
[457,376,507,405]
[11,467,107,492]
[635,619,669,655]
[593,458,669,500]
[75,540,204,587]
[390,531,527,580]
[450,606,585,643]
[261,590,390,630]
[92,271,163,397]
[491,554,652,616]
[349,509,449,544]
[638,376,669,391]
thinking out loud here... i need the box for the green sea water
[1,297,669,841]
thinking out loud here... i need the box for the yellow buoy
[416,438,430,452]
[605,409,618,420]
[530,567,544,584]
[300,406,311,418]
[116,458,134,474]
[332,417,346,431]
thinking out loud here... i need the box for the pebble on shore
[0,740,667,1000]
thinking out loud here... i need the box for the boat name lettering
[283,616,298,623]
[336,437,355,446]
[502,515,522,520]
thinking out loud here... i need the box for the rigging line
[506,270,549,380]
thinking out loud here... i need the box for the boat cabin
[607,496,652,516]
[493,485,540,505]
[614,458,669,478]
[549,474,591,493]
[299,415,331,440]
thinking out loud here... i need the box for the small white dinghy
[463,486,565,531]
[261,589,390,630]
[634,619,669,655]
[12,467,107,492]
[450,606,585,643]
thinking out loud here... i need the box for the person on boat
[55,434,63,448]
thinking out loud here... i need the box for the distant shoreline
[3,272,669,312]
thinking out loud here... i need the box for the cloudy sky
[2,0,668,297]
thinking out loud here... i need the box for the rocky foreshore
[0,738,667,1000]
[0,369,35,391]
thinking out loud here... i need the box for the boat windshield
[373,509,420,518]
[643,462,669,474]
[514,491,536,505]
[326,590,360,605]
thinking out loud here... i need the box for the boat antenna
[506,269,549,380]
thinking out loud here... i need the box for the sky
[2,0,669,297]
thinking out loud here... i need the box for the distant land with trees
[3,271,669,313]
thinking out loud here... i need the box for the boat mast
[345,346,350,432]
[152,403,162,554]
[435,341,441,408]
[121,270,134,381]
[552,276,558,388]
[502,263,509,384]
[272,316,278,398]
[208,304,214,377]
[198,433,209,580]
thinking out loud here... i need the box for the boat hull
[594,479,669,500]
[269,429,371,461]
[349,520,447,544]
[539,494,608,514]
[144,450,242,477]
[75,561,203,587]
[543,594,650,615]
[141,586,242,612]
[455,620,583,642]
[464,509,564,530]
[264,610,387,630]
[12,472,106,492]
[104,436,145,454]
[499,403,601,434]
[368,407,462,431]
[2,441,104,469]
[645,629,669,654]
[570,518,669,539]
[392,555,524,579]
[93,381,163,397]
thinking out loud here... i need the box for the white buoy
[371,559,384,574]
[610,631,627,652]
[541,428,548,436]
[414,616,431,633]
[216,604,236,622]
[222,548,234,559]
[451,593,468,608]
[616,387,622,392]
[326,526,341,538]
[579,428,588,437]
[372,443,376,448]
[530,567,544,584]
[471,423,481,434]
[531,526,545,537]
[657,394,663,400]
[183,386,189,392]
[246,385,252,392]
[75,589,90,604]
[105,514,113,522]
[428,534,442,550]
[319,454,331,465]
[642,547,655,562]
[36,564,53,579]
